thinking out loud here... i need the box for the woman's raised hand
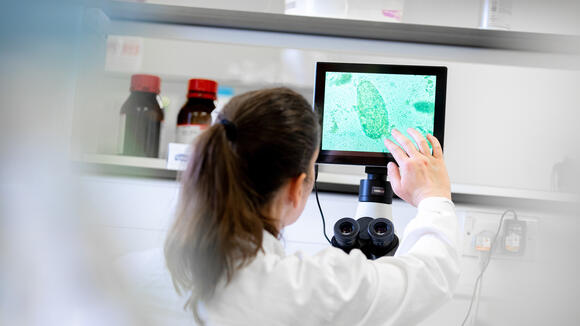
[384,128,451,207]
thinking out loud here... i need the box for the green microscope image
[356,80,389,139]
[322,72,436,153]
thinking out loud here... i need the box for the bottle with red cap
[119,74,164,157]
[176,79,218,145]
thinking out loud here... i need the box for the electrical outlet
[462,211,537,260]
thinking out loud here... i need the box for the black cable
[460,258,487,326]
[460,209,518,326]
[314,165,332,244]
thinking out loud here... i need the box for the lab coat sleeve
[303,197,460,325]
[371,197,460,325]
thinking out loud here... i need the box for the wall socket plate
[462,211,537,261]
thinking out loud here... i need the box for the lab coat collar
[261,230,286,257]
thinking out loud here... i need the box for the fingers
[387,162,401,195]
[384,138,408,163]
[407,128,431,155]
[426,134,443,159]
[391,129,419,157]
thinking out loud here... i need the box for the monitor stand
[355,166,394,220]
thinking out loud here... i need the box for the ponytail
[164,88,319,323]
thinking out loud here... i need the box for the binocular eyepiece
[331,217,399,259]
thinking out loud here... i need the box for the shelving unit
[72,1,580,205]
[102,1,580,54]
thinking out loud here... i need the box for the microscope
[330,167,399,259]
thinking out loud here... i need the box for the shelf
[318,171,578,203]
[101,0,580,55]
[75,154,177,179]
[450,183,578,204]
[73,157,579,206]
[82,153,167,169]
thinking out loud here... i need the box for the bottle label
[176,124,208,144]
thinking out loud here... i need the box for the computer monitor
[314,62,447,166]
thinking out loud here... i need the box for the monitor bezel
[314,62,447,167]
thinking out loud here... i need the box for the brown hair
[164,87,320,322]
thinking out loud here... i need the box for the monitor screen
[314,62,447,166]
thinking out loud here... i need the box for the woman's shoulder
[251,231,377,280]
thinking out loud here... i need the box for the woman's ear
[287,173,307,208]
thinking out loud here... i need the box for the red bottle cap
[188,79,218,100]
[130,74,161,94]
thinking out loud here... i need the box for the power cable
[461,209,518,325]
[314,164,332,244]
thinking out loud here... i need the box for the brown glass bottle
[119,74,164,157]
[176,79,217,144]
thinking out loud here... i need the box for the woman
[165,87,459,325]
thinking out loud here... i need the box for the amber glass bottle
[176,79,218,145]
[119,74,164,157]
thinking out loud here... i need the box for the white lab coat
[201,197,460,325]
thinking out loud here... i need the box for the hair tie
[219,118,237,142]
